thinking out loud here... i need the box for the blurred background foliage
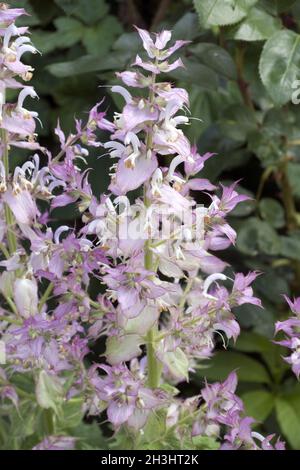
[6,0,300,449]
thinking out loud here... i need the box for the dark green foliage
[5,0,300,449]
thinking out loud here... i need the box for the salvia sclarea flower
[0,6,284,450]
[193,373,285,450]
[275,296,300,378]
[85,361,167,430]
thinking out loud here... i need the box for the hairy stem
[38,282,54,312]
[145,71,162,389]
[144,197,162,388]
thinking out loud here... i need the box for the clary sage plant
[0,4,291,450]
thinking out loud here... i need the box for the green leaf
[31,0,59,23]
[123,305,158,335]
[230,186,255,216]
[276,397,300,449]
[105,335,143,365]
[255,271,290,303]
[280,235,300,261]
[33,15,122,57]
[32,17,84,54]
[248,131,284,167]
[58,397,84,429]
[193,0,258,27]
[259,198,285,228]
[292,1,300,21]
[82,16,122,55]
[36,371,64,415]
[237,218,260,255]
[190,43,237,79]
[198,131,252,179]
[261,0,296,14]
[259,30,300,106]
[234,331,273,353]
[287,162,300,198]
[31,31,62,54]
[242,390,275,421]
[277,0,297,12]
[234,330,287,379]
[248,108,289,166]
[230,7,281,41]
[164,348,189,381]
[145,413,167,443]
[54,17,84,47]
[235,303,275,338]
[192,435,220,450]
[54,0,109,24]
[173,12,200,41]
[219,104,257,141]
[197,351,271,383]
[71,421,107,450]
[2,399,43,449]
[237,217,281,256]
[259,0,277,15]
[54,0,78,14]
[184,89,215,140]
[171,60,218,89]
[47,52,125,77]
[113,32,141,54]
[256,220,281,254]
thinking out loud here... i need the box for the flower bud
[13,277,38,318]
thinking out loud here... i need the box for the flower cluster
[275,296,300,378]
[0,6,283,450]
[193,373,284,450]
[85,362,167,430]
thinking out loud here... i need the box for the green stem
[256,166,274,202]
[145,70,162,389]
[146,327,162,389]
[38,282,54,312]
[89,299,103,310]
[0,128,17,255]
[145,223,162,388]
[43,409,55,435]
[0,242,10,259]
[3,295,18,316]
[0,315,22,325]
